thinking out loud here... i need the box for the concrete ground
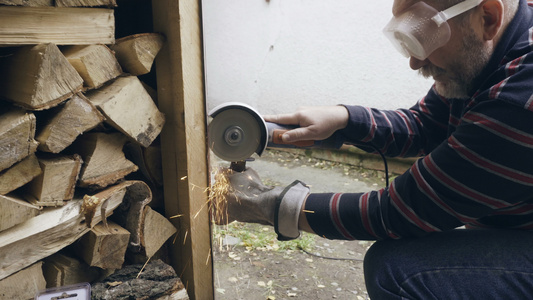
[211,149,393,299]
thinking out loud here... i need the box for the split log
[0,108,38,172]
[143,207,177,258]
[0,180,151,280]
[91,259,189,300]
[73,221,130,269]
[124,141,165,208]
[42,252,100,288]
[0,7,115,45]
[0,154,41,195]
[110,33,165,76]
[142,81,158,104]
[62,45,123,90]
[24,154,82,206]
[72,132,138,189]
[112,180,152,253]
[0,0,52,6]
[0,262,46,300]
[0,193,41,232]
[124,142,163,186]
[86,76,165,147]
[36,94,105,153]
[0,44,84,110]
[55,0,117,7]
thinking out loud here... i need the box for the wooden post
[152,1,213,299]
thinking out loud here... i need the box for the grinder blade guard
[208,102,345,168]
[208,102,268,163]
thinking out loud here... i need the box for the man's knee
[363,240,403,299]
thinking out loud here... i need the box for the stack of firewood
[0,1,187,299]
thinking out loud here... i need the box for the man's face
[393,0,493,99]
[418,25,493,99]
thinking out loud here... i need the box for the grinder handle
[271,129,315,147]
[266,122,345,150]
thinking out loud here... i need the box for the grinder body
[208,102,344,167]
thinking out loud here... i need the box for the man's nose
[409,56,429,70]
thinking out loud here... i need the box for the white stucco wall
[203,0,434,115]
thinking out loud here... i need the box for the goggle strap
[431,0,484,27]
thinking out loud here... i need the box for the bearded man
[217,0,533,298]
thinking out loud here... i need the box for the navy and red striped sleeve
[303,1,533,241]
[305,97,533,240]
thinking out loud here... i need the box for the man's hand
[212,168,310,240]
[264,105,349,144]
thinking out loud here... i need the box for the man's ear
[479,0,504,40]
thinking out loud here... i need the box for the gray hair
[428,0,519,24]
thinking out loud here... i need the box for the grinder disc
[208,107,262,162]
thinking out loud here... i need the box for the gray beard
[418,29,493,99]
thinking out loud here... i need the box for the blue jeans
[364,229,533,299]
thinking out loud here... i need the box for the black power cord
[298,245,364,262]
[368,143,390,187]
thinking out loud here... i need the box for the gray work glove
[214,167,309,240]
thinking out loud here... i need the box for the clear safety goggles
[383,0,483,60]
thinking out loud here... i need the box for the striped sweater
[304,0,533,240]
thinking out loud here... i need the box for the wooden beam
[0,0,52,6]
[55,0,117,7]
[0,6,114,45]
[152,0,213,299]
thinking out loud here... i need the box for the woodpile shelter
[0,0,212,299]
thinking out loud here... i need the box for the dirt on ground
[211,149,386,300]
[213,224,372,300]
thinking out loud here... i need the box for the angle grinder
[207,102,344,171]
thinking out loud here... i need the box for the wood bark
[24,154,82,206]
[91,259,189,300]
[62,45,123,90]
[0,193,41,232]
[111,178,152,253]
[86,76,165,147]
[36,93,105,153]
[0,180,151,280]
[0,7,114,45]
[73,132,138,189]
[0,44,84,110]
[0,262,46,300]
[73,221,130,269]
[55,0,117,7]
[0,154,41,195]
[42,252,101,288]
[0,108,38,172]
[111,33,165,76]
